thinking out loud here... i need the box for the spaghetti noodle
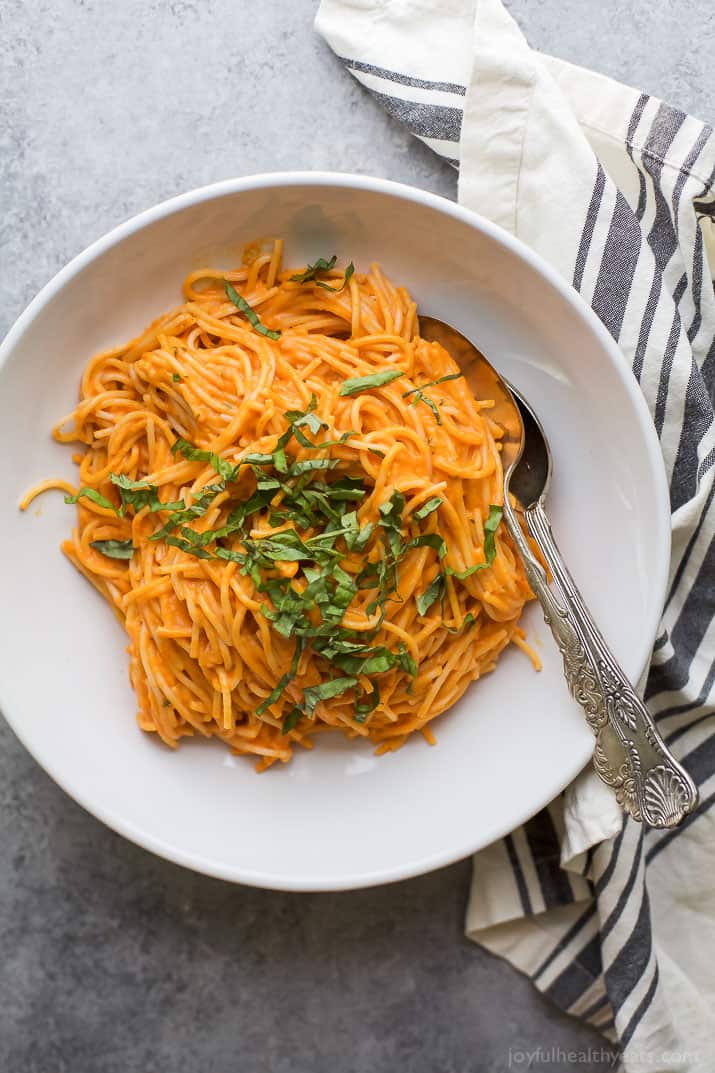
[23,241,535,770]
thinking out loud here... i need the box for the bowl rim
[0,171,671,889]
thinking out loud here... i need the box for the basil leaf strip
[110,474,183,515]
[413,497,442,521]
[483,504,503,561]
[445,505,503,577]
[64,487,117,513]
[416,574,445,616]
[256,640,303,717]
[410,391,442,424]
[409,532,447,558]
[171,437,240,482]
[224,280,281,340]
[402,372,463,398]
[354,681,380,723]
[289,257,354,292]
[316,262,354,293]
[90,538,134,559]
[303,676,358,715]
[339,370,404,397]
[289,256,337,283]
[281,707,304,735]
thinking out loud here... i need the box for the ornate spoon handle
[502,498,698,827]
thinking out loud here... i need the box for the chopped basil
[289,256,337,283]
[164,535,214,559]
[171,437,240,482]
[416,573,446,616]
[339,370,404,397]
[397,644,418,677]
[402,372,463,398]
[64,487,117,512]
[401,373,463,427]
[409,391,442,424]
[256,640,303,717]
[224,280,281,340]
[354,681,380,723]
[110,474,183,515]
[281,707,303,734]
[214,546,246,563]
[90,538,134,559]
[316,262,354,293]
[303,676,358,715]
[378,489,405,558]
[445,505,503,578]
[329,646,397,676]
[409,532,447,558]
[483,504,503,561]
[287,458,339,477]
[444,613,477,634]
[413,497,442,521]
[289,257,354,292]
[285,405,325,438]
[172,373,182,383]
[444,563,481,580]
[149,482,225,542]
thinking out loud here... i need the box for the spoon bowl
[420,316,551,508]
[420,315,698,828]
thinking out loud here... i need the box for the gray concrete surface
[1,2,711,1071]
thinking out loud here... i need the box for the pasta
[22,240,536,770]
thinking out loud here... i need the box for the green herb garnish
[416,573,446,616]
[172,373,182,383]
[281,707,303,735]
[290,257,354,292]
[110,474,184,515]
[402,373,463,398]
[409,532,447,558]
[483,504,503,561]
[64,487,117,512]
[171,437,240,482]
[409,391,441,424]
[90,538,134,559]
[289,256,337,283]
[224,280,281,340]
[317,262,354,293]
[402,373,463,426]
[397,644,418,677]
[354,681,380,723]
[149,483,226,542]
[378,489,405,557]
[256,640,303,717]
[444,613,477,634]
[302,676,358,715]
[328,646,397,676]
[339,370,404,397]
[445,505,503,578]
[413,497,442,522]
[417,505,503,611]
[164,534,214,559]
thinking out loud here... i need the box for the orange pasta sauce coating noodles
[31,242,534,770]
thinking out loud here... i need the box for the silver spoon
[419,316,698,828]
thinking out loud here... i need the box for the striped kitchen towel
[315,2,715,1070]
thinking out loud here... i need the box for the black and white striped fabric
[316,1,715,1069]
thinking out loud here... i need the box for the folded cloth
[315,2,715,1070]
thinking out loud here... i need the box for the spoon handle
[502,498,698,828]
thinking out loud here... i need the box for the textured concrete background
[1,2,712,1071]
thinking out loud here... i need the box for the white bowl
[0,173,669,890]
